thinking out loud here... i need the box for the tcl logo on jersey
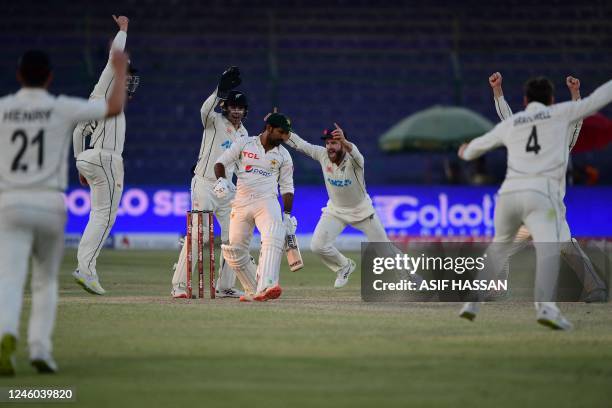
[221,140,232,149]
[245,165,272,177]
[327,177,352,187]
[242,151,260,159]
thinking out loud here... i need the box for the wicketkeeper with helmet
[170,66,248,298]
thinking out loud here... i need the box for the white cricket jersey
[493,95,583,198]
[73,31,127,157]
[0,88,107,192]
[194,89,248,182]
[216,136,294,205]
[286,133,374,223]
[465,79,612,195]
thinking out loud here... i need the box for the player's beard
[327,148,342,163]
[269,138,283,147]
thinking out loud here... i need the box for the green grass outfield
[2,249,612,408]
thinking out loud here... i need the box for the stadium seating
[1,1,610,185]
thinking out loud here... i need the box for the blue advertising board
[64,185,612,238]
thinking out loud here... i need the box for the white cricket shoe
[0,333,17,376]
[334,259,356,288]
[171,285,189,299]
[216,288,245,298]
[30,348,58,374]
[72,269,106,295]
[459,302,480,321]
[536,303,573,331]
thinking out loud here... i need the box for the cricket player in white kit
[71,15,139,295]
[0,49,127,376]
[214,113,296,301]
[489,72,607,302]
[458,76,612,330]
[170,66,247,298]
[285,124,392,288]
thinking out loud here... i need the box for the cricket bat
[285,233,304,272]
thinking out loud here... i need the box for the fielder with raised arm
[285,124,394,288]
[71,15,140,295]
[214,113,296,302]
[458,76,612,330]
[170,66,247,298]
[489,72,607,302]
[0,49,127,376]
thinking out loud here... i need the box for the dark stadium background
[2,0,611,186]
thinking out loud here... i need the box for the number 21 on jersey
[11,128,44,172]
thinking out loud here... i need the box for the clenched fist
[489,72,502,89]
[113,15,129,32]
[566,76,581,100]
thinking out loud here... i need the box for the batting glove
[283,213,298,235]
[213,177,233,199]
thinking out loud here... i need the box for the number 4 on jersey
[525,126,541,154]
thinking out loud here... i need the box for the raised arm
[201,66,242,126]
[555,79,612,123]
[285,132,327,161]
[566,76,583,150]
[332,123,364,168]
[489,72,513,121]
[60,50,128,125]
[459,122,506,161]
[200,88,220,126]
[90,15,128,99]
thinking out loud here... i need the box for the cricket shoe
[171,285,189,299]
[30,348,58,374]
[0,333,17,376]
[536,303,573,331]
[334,259,356,288]
[584,288,608,303]
[72,269,106,295]
[459,302,480,321]
[244,285,283,302]
[216,288,245,298]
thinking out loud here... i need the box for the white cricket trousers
[171,176,237,291]
[489,190,563,303]
[311,212,389,273]
[229,197,285,293]
[75,149,124,276]
[0,191,66,355]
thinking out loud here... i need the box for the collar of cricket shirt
[525,101,547,112]
[17,88,49,97]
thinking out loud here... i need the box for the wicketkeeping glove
[283,213,298,235]
[218,66,241,96]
